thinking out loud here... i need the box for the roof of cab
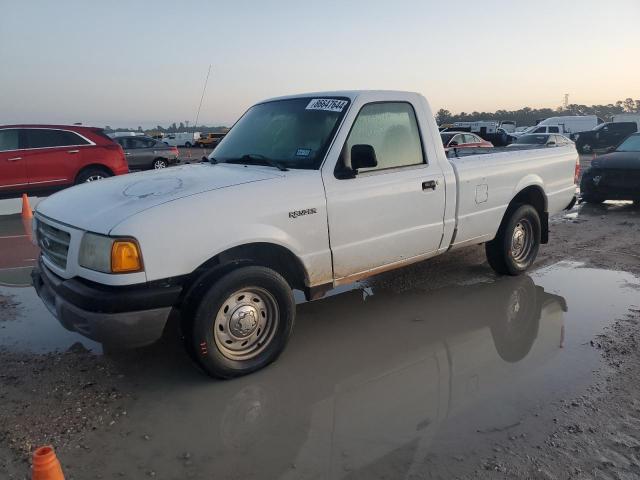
[258,90,423,104]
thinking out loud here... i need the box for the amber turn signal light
[111,240,143,273]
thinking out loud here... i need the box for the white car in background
[162,132,200,147]
[511,115,602,140]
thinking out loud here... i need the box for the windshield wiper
[226,154,288,171]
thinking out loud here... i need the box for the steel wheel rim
[214,287,279,361]
[510,218,534,265]
[154,160,166,169]
[85,175,104,182]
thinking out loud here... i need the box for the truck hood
[36,164,282,234]
[591,152,640,170]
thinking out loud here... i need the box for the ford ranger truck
[31,91,578,378]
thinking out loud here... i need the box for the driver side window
[344,102,424,172]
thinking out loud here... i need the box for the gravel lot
[1,156,640,479]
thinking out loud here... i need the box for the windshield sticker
[305,98,348,112]
[295,148,311,157]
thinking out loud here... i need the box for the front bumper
[32,259,182,348]
[581,171,640,201]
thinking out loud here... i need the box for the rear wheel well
[75,164,113,180]
[506,186,548,243]
[179,243,307,314]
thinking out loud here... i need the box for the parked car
[162,132,199,147]
[574,122,637,154]
[0,124,128,198]
[196,133,226,148]
[32,90,577,378]
[511,116,601,140]
[580,132,640,204]
[441,131,493,149]
[507,134,574,148]
[113,136,179,170]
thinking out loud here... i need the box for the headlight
[79,233,143,274]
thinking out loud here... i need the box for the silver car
[114,136,179,170]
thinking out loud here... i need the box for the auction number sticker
[306,98,348,112]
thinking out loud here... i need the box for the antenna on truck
[193,64,212,132]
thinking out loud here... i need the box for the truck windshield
[616,134,640,152]
[210,97,350,170]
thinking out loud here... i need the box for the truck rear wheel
[189,266,295,379]
[485,204,541,276]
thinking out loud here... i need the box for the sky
[1,0,639,128]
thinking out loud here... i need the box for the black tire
[580,143,592,154]
[152,158,168,169]
[189,266,295,379]
[582,194,605,204]
[75,166,112,184]
[485,204,541,276]
[185,142,192,148]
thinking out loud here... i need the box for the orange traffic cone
[22,194,33,219]
[32,446,65,480]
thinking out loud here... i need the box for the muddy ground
[1,199,640,479]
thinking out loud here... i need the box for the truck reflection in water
[106,274,569,479]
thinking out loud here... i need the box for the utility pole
[194,64,212,131]
[563,93,569,110]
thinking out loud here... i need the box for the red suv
[0,125,129,198]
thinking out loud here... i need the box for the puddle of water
[0,284,102,353]
[35,260,636,479]
[2,210,639,477]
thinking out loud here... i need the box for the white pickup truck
[32,90,578,378]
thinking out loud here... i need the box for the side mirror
[201,156,209,162]
[606,146,616,153]
[351,144,377,171]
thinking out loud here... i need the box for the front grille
[37,219,71,269]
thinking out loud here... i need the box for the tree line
[104,123,229,135]
[435,98,640,127]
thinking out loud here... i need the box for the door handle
[422,180,437,191]
[67,149,80,154]
[7,157,22,161]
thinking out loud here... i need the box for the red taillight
[574,158,580,184]
[171,147,178,153]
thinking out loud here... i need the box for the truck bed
[446,145,577,250]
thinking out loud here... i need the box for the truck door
[323,101,446,281]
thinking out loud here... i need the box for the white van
[512,116,601,139]
[162,132,201,147]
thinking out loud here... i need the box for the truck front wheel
[189,266,295,378]
[485,204,541,276]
